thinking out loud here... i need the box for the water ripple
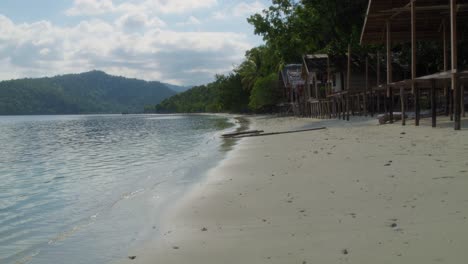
[0,114,233,264]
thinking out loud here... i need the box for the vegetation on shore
[151,0,368,114]
[152,0,459,114]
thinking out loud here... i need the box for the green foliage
[0,71,176,115]
[155,73,249,113]
[249,73,281,111]
[156,0,373,114]
[247,0,368,61]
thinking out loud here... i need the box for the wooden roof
[361,0,468,44]
[303,54,328,74]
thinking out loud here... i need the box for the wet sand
[123,115,468,264]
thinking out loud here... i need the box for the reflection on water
[0,114,234,264]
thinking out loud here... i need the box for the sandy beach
[124,115,468,264]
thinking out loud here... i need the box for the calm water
[0,114,235,264]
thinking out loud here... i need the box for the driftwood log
[222,130,264,138]
[232,127,326,138]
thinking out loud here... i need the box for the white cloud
[232,1,264,17]
[212,1,264,20]
[66,0,218,16]
[0,14,253,85]
[176,16,202,27]
[115,13,166,32]
[140,0,218,14]
[66,0,115,16]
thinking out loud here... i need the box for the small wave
[11,249,40,264]
[47,213,99,245]
[111,188,146,208]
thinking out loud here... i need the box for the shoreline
[123,115,468,264]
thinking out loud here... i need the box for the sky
[0,0,269,85]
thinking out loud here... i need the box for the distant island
[0,70,184,115]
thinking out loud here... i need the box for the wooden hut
[301,52,377,119]
[302,54,345,118]
[361,0,468,129]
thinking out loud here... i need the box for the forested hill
[0,71,177,115]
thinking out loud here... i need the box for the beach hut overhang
[360,0,468,130]
[361,0,468,45]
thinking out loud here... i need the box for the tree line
[152,0,464,114]
[151,0,368,114]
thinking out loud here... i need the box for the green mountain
[0,70,177,115]
[163,83,193,93]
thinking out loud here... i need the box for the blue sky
[0,0,268,85]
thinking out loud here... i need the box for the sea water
[0,114,236,264]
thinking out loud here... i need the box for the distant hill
[163,83,193,93]
[0,71,177,115]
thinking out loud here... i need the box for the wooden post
[365,56,369,117]
[337,98,340,119]
[343,96,346,120]
[376,51,381,115]
[386,20,393,123]
[462,85,465,117]
[411,0,417,94]
[327,56,331,96]
[357,94,361,116]
[431,79,437,127]
[347,44,351,121]
[400,87,404,125]
[411,0,417,126]
[443,20,450,116]
[377,91,381,113]
[451,0,461,130]
[389,88,394,124]
[415,85,421,126]
[346,94,350,121]
[450,87,454,121]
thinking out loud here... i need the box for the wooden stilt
[386,19,393,124]
[443,19,449,116]
[357,94,361,116]
[454,77,461,130]
[346,94,350,121]
[364,92,368,117]
[389,88,394,124]
[384,91,387,113]
[446,85,450,116]
[450,88,454,121]
[411,0,419,126]
[377,92,381,113]
[342,96,346,120]
[365,56,369,117]
[451,0,460,130]
[431,79,437,127]
[415,85,420,126]
[401,86,406,126]
[347,44,351,121]
[462,85,465,117]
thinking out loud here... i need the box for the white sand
[124,116,468,264]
